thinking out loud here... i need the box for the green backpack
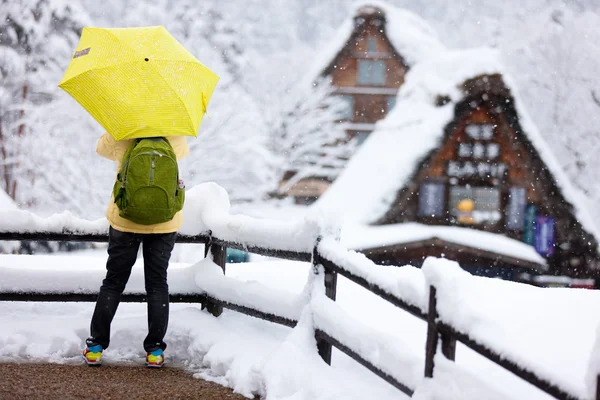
[113,137,185,225]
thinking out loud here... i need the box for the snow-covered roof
[340,222,546,267]
[314,46,600,242]
[304,1,444,87]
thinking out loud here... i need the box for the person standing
[83,132,189,368]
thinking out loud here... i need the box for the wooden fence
[0,229,593,400]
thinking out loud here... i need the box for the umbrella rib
[150,60,198,133]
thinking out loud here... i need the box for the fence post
[203,231,226,317]
[424,286,439,378]
[313,237,333,365]
[596,375,600,400]
[441,331,456,361]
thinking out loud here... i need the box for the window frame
[366,37,378,53]
[357,60,386,86]
[418,182,447,220]
[449,184,502,226]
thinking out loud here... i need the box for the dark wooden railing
[0,230,591,400]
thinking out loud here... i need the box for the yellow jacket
[97,132,190,234]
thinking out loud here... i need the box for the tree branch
[592,90,600,108]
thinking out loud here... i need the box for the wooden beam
[313,237,334,365]
[424,286,439,378]
[204,236,226,317]
[0,292,205,303]
[0,231,210,244]
[360,236,546,271]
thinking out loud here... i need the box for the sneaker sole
[145,362,164,369]
[82,355,102,367]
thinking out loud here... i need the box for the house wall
[330,22,407,125]
[281,11,409,203]
[376,79,599,279]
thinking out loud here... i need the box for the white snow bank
[319,237,427,310]
[0,189,20,253]
[311,276,423,392]
[587,325,600,399]
[412,355,513,400]
[0,209,108,235]
[0,253,592,400]
[0,182,321,254]
[193,258,303,322]
[0,254,199,294]
[422,257,600,399]
[339,222,546,266]
[180,183,321,252]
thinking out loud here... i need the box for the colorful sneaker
[83,345,103,366]
[146,349,164,368]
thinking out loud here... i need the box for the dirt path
[0,363,253,400]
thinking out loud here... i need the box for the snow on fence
[0,183,596,400]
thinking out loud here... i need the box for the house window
[450,186,501,224]
[465,124,495,140]
[367,37,378,53]
[418,183,446,217]
[506,187,526,230]
[338,95,354,120]
[358,60,386,86]
[387,96,396,113]
[457,142,500,160]
[354,131,370,146]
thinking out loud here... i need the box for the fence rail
[0,229,590,400]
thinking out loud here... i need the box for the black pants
[87,227,177,353]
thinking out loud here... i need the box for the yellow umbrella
[59,26,219,140]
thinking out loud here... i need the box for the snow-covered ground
[1,183,598,400]
[0,252,597,400]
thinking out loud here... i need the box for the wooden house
[315,46,600,283]
[280,4,441,204]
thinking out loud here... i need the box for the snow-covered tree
[0,0,89,207]
[270,78,354,195]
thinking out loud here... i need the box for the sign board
[506,187,526,230]
[534,216,555,256]
[418,183,445,217]
[447,161,507,180]
[523,204,537,245]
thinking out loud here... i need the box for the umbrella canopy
[59,26,219,140]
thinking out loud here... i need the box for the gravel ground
[0,363,253,400]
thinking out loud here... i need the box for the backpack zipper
[123,151,178,187]
[149,158,156,184]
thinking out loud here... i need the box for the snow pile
[587,327,600,399]
[0,254,199,295]
[310,269,423,392]
[194,257,304,322]
[319,236,427,310]
[0,209,108,236]
[2,249,599,399]
[422,257,600,400]
[0,190,20,253]
[0,182,322,254]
